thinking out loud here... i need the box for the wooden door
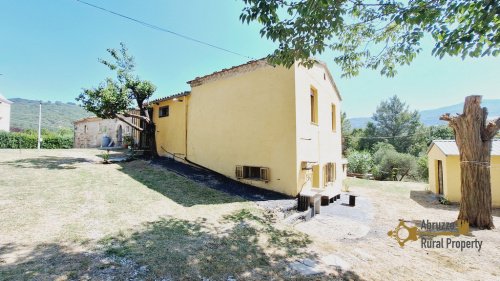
[437,160,443,195]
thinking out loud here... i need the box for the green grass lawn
[0,150,320,280]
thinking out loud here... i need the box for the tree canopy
[76,43,156,132]
[241,0,500,77]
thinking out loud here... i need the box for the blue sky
[1,0,499,117]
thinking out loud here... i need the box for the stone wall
[73,117,136,148]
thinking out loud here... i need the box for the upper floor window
[159,106,169,118]
[310,87,318,124]
[331,104,337,132]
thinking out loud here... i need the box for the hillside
[10,98,93,132]
[350,99,500,129]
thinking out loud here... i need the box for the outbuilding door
[437,160,443,195]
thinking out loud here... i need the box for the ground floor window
[324,162,336,186]
[235,165,270,182]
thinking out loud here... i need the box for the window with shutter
[235,166,243,179]
[260,167,270,182]
[235,166,270,182]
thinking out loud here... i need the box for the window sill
[310,122,318,126]
[237,177,269,183]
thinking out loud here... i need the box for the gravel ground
[151,157,297,210]
[293,178,500,280]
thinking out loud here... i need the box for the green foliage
[439,196,450,205]
[76,43,156,121]
[356,122,379,152]
[372,95,423,154]
[77,78,130,119]
[341,111,353,156]
[241,0,500,77]
[372,144,417,181]
[346,150,373,174]
[9,98,92,132]
[101,151,110,162]
[123,135,134,146]
[428,125,455,143]
[0,131,73,149]
[416,155,429,181]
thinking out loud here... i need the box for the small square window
[159,106,169,118]
[235,165,270,182]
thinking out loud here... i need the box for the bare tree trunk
[441,95,500,229]
[140,107,158,157]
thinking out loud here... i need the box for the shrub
[0,131,73,149]
[416,156,429,181]
[347,150,373,174]
[372,144,417,181]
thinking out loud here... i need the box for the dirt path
[293,179,500,280]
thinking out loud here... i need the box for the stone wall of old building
[73,117,136,148]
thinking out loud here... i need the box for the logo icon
[387,219,469,247]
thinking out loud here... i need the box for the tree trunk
[140,107,158,157]
[440,95,500,229]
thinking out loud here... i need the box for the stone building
[73,116,138,148]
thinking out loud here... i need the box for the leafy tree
[356,122,379,152]
[372,95,423,154]
[416,155,429,181]
[428,125,455,142]
[240,0,500,77]
[341,111,353,156]
[76,43,157,154]
[346,150,373,174]
[372,143,417,181]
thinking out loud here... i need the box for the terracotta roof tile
[150,91,191,104]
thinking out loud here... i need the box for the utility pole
[37,102,42,149]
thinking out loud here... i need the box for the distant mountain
[349,99,500,129]
[10,98,93,132]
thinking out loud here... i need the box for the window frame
[310,87,318,125]
[235,165,270,182]
[159,105,170,118]
[331,103,337,132]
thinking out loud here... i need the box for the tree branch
[440,113,456,122]
[116,115,143,131]
[484,117,500,139]
[123,112,150,123]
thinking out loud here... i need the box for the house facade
[428,140,500,207]
[152,59,345,196]
[0,93,12,131]
[73,116,139,148]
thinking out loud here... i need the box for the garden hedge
[0,131,73,149]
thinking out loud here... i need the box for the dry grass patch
[0,149,331,280]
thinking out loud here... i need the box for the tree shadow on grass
[99,209,365,280]
[0,210,365,280]
[0,156,94,170]
[117,160,247,207]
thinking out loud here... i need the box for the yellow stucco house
[428,140,500,207]
[151,59,345,197]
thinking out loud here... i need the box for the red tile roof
[150,91,191,104]
[187,58,268,86]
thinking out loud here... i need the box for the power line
[353,131,432,140]
[73,0,255,60]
